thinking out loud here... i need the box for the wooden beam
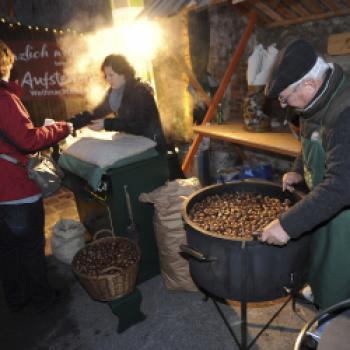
[232,2,269,26]
[246,0,283,21]
[266,8,350,28]
[283,0,310,17]
[182,11,257,173]
[268,0,297,19]
[299,0,323,14]
[173,54,211,106]
[320,0,341,12]
[7,0,14,17]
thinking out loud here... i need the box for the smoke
[58,8,163,107]
[58,8,194,142]
[152,13,194,143]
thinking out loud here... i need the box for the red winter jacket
[0,85,70,201]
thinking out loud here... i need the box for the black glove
[68,111,93,131]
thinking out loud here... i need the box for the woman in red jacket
[0,40,72,312]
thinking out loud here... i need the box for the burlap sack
[139,178,201,291]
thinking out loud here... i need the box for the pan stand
[206,243,303,350]
[210,294,293,350]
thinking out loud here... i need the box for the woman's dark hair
[101,54,135,80]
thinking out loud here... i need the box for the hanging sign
[8,41,86,100]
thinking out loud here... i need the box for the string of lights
[0,16,84,36]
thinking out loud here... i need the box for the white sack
[247,44,264,86]
[247,43,279,86]
[253,44,279,86]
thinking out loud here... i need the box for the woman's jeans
[0,199,52,306]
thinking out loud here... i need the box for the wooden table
[193,121,300,158]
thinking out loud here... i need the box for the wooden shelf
[193,121,300,158]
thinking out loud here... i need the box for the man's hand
[88,119,105,131]
[282,172,303,192]
[261,219,290,245]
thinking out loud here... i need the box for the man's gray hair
[289,56,330,89]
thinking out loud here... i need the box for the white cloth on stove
[62,129,156,168]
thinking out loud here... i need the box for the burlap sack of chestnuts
[51,219,86,264]
[139,178,201,292]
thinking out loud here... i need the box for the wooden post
[7,0,14,17]
[173,53,211,106]
[181,11,257,173]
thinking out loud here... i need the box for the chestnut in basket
[74,240,139,277]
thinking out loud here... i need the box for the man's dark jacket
[280,64,350,237]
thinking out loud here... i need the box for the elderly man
[263,38,350,311]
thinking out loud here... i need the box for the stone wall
[207,4,350,122]
[206,5,350,182]
[208,4,253,121]
[257,14,350,54]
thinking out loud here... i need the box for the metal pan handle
[180,244,216,263]
[252,231,262,241]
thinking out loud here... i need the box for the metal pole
[241,241,248,349]
[211,298,242,350]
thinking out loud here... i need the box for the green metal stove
[61,151,169,331]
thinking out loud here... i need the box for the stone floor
[0,186,320,350]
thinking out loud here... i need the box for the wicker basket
[72,230,141,301]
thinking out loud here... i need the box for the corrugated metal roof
[139,0,213,18]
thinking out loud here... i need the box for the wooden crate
[328,32,350,55]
